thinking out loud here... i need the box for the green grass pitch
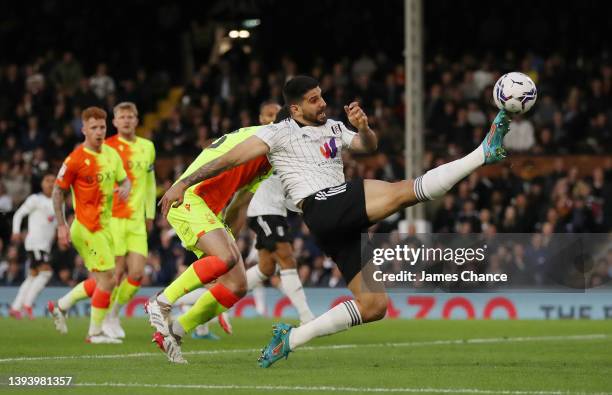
[0,317,611,394]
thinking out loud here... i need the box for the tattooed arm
[53,185,71,249]
[158,135,269,217]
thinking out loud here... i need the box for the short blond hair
[113,102,138,116]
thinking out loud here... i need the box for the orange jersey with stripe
[56,144,127,232]
[176,126,271,214]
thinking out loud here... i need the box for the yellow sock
[116,277,141,305]
[162,265,203,304]
[177,284,239,333]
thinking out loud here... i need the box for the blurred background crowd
[1,0,611,290]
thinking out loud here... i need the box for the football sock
[161,256,229,304]
[11,275,34,311]
[414,146,484,201]
[280,269,315,324]
[23,270,52,308]
[177,283,240,333]
[89,288,111,335]
[246,265,268,290]
[58,277,96,311]
[109,276,141,317]
[288,300,361,349]
[253,286,267,316]
[174,287,205,306]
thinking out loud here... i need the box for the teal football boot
[482,109,512,164]
[258,323,293,368]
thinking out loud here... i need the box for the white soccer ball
[493,72,537,114]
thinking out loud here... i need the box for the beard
[304,110,327,125]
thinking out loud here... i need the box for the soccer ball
[493,72,537,114]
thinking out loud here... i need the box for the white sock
[23,271,52,308]
[174,288,205,306]
[172,319,187,338]
[247,265,268,291]
[11,276,34,310]
[253,286,266,316]
[194,323,210,336]
[57,292,74,311]
[280,269,315,323]
[88,321,102,336]
[109,301,122,318]
[288,300,361,350]
[414,146,484,201]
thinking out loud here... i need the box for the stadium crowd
[0,50,611,291]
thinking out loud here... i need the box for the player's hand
[158,182,187,218]
[57,224,71,249]
[10,233,21,244]
[146,218,154,233]
[115,183,130,202]
[344,101,369,132]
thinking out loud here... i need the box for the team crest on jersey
[331,124,342,135]
[84,159,90,166]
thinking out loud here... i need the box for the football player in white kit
[9,174,57,319]
[245,104,315,325]
[159,75,512,367]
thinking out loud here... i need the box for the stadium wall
[1,288,611,320]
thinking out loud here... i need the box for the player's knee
[259,262,276,277]
[359,294,388,323]
[275,245,296,269]
[222,276,247,298]
[216,250,241,269]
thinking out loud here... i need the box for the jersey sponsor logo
[319,138,338,159]
[331,124,342,135]
[126,160,148,170]
[85,171,114,184]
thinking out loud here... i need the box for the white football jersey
[12,193,57,253]
[247,173,288,217]
[255,118,356,205]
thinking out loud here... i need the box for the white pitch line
[0,334,607,364]
[72,382,612,395]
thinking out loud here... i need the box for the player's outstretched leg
[258,268,384,368]
[363,110,512,223]
[48,278,97,334]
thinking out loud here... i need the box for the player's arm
[344,101,378,153]
[145,146,157,231]
[159,135,270,217]
[54,158,78,249]
[223,188,254,236]
[11,196,35,243]
[224,168,270,235]
[113,150,131,201]
[52,184,71,248]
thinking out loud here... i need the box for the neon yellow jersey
[177,126,271,214]
[105,135,156,221]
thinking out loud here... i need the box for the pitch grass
[0,317,611,394]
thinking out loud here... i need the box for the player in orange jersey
[48,106,131,344]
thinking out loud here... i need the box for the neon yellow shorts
[110,217,148,257]
[166,191,230,258]
[70,220,115,272]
